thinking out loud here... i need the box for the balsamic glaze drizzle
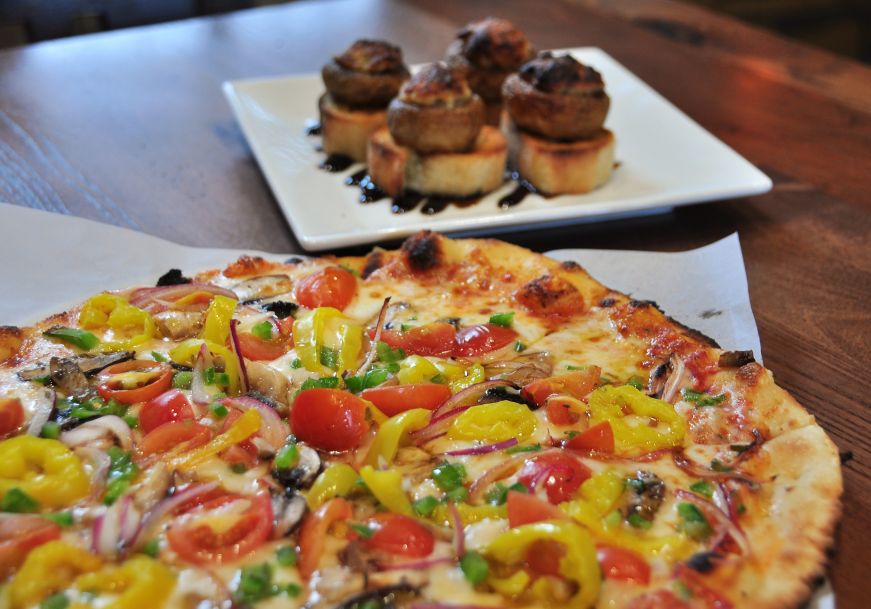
[304,121,322,136]
[320,154,353,173]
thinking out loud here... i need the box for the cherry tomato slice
[236,332,289,361]
[0,515,61,578]
[375,322,457,357]
[545,398,582,426]
[139,389,194,434]
[521,369,600,407]
[97,360,173,405]
[360,384,451,417]
[219,408,259,462]
[290,389,369,452]
[167,492,272,565]
[295,267,357,311]
[298,498,353,579]
[506,490,565,528]
[596,545,651,585]
[0,398,24,438]
[453,323,518,358]
[525,539,565,577]
[364,513,434,558]
[517,452,591,505]
[566,421,615,452]
[138,420,212,456]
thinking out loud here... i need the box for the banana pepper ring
[0,436,89,508]
[306,463,360,510]
[78,293,156,352]
[292,307,363,375]
[201,295,238,345]
[485,521,600,609]
[166,408,260,471]
[9,541,102,609]
[74,555,175,609]
[588,385,687,453]
[169,338,241,395]
[365,408,430,467]
[359,465,413,516]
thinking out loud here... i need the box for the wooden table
[0,0,868,605]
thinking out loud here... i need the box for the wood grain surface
[0,0,868,606]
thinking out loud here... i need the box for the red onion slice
[449,502,465,558]
[26,388,55,436]
[61,415,133,451]
[675,489,750,556]
[133,482,220,549]
[92,495,141,557]
[672,451,756,486]
[222,396,288,451]
[430,380,517,421]
[76,446,111,501]
[229,319,251,394]
[129,284,236,313]
[467,448,561,504]
[353,297,391,378]
[190,343,212,405]
[442,438,518,457]
[376,557,455,571]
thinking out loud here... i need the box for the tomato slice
[521,369,600,407]
[525,538,565,577]
[506,491,565,527]
[545,398,581,426]
[364,513,434,558]
[138,420,212,456]
[218,408,259,462]
[290,389,369,452]
[376,322,457,357]
[0,398,24,438]
[139,389,194,434]
[167,492,273,565]
[453,323,518,358]
[360,384,451,417]
[236,332,289,361]
[597,545,651,585]
[295,267,357,311]
[298,498,353,579]
[97,360,173,405]
[517,452,591,504]
[566,421,615,452]
[0,515,61,578]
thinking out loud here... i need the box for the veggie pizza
[0,231,841,609]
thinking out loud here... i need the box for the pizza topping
[0,397,24,438]
[518,451,591,504]
[0,436,90,508]
[18,351,134,383]
[292,307,363,375]
[361,384,452,417]
[360,465,415,515]
[522,366,600,407]
[306,463,359,509]
[170,339,241,395]
[43,326,100,351]
[485,521,600,609]
[96,360,173,406]
[623,471,665,527]
[129,283,236,313]
[454,323,518,357]
[79,293,156,352]
[271,442,321,491]
[515,274,584,318]
[49,357,91,399]
[588,385,687,454]
[365,408,430,467]
[361,513,436,558]
[294,267,358,311]
[378,322,456,358]
[0,515,61,579]
[596,545,651,585]
[272,492,308,537]
[298,497,353,579]
[674,489,750,556]
[8,540,103,609]
[290,388,369,452]
[483,350,553,385]
[448,400,537,443]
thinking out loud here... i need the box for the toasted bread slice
[502,115,615,195]
[367,126,507,197]
[319,94,387,162]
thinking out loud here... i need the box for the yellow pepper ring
[78,293,155,352]
[365,408,430,467]
[169,338,241,395]
[306,463,360,510]
[166,408,261,471]
[588,385,687,453]
[9,541,102,609]
[486,521,600,609]
[292,307,363,376]
[74,555,175,609]
[202,295,238,345]
[448,400,537,443]
[359,465,413,516]
[0,436,89,508]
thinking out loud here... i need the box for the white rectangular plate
[224,47,771,250]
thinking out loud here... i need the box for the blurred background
[0,0,869,63]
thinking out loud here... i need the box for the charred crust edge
[628,299,720,349]
[401,231,442,272]
[362,251,384,279]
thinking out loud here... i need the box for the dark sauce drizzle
[309,127,546,213]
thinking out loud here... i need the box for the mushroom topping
[623,470,665,525]
[322,39,411,108]
[244,361,291,410]
[484,350,553,385]
[49,356,91,399]
[718,350,756,368]
[330,583,420,609]
[446,17,534,102]
[271,443,322,492]
[18,351,133,382]
[230,274,293,302]
[503,51,610,140]
[387,63,485,153]
[649,354,691,403]
[272,492,307,537]
[153,310,204,341]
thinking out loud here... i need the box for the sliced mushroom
[132,461,171,512]
[331,583,420,609]
[271,444,322,491]
[49,357,91,398]
[245,361,291,410]
[718,350,755,368]
[231,274,293,302]
[18,351,133,382]
[272,492,307,537]
[484,351,553,385]
[649,354,690,403]
[623,470,665,524]
[26,387,55,436]
[153,310,204,340]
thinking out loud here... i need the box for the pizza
[0,231,841,609]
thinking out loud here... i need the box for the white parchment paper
[0,202,833,607]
